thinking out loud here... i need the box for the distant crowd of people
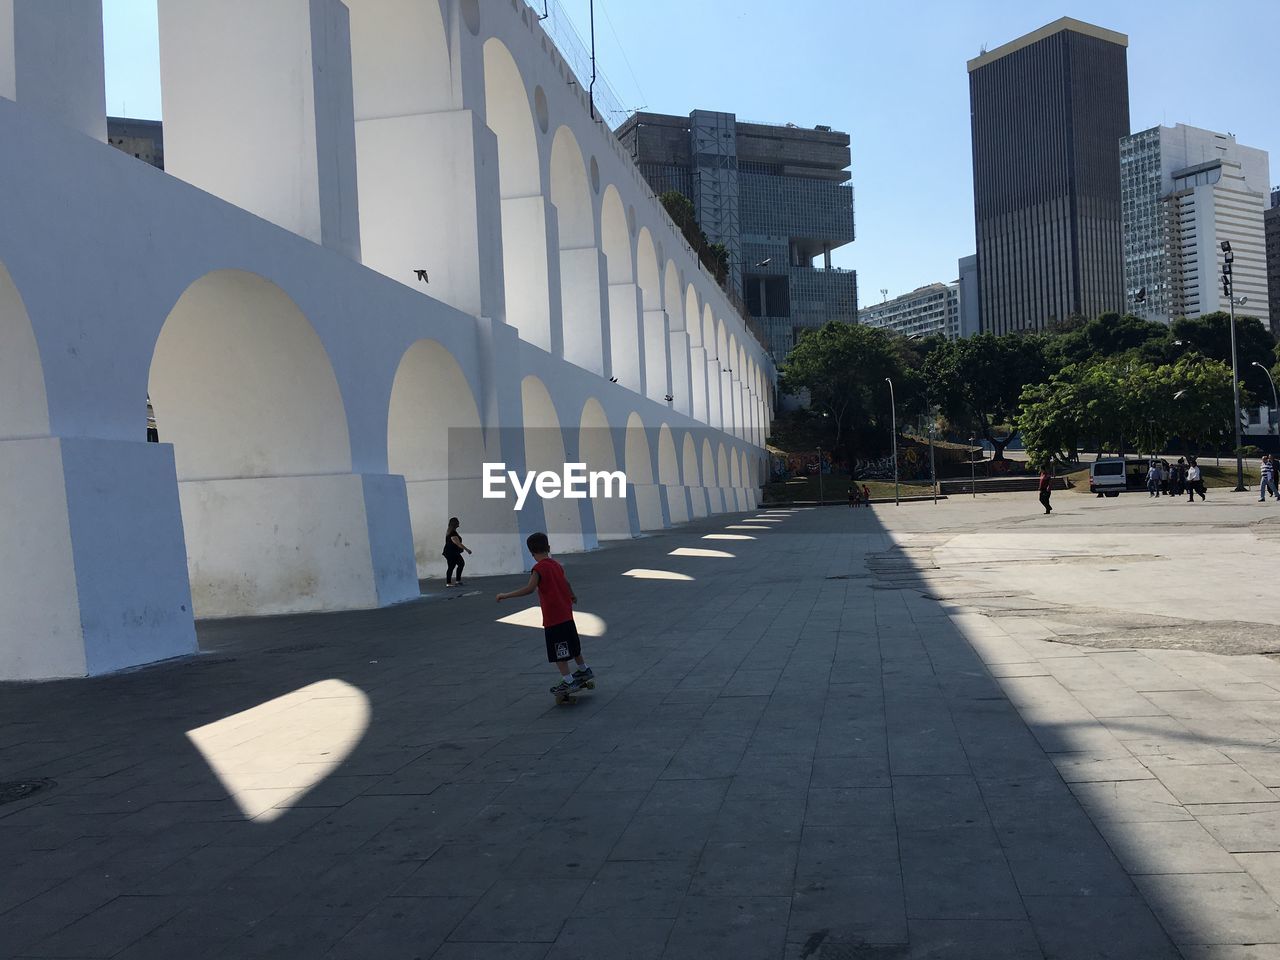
[1144,457,1206,502]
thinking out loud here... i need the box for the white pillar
[669,332,692,417]
[158,0,361,259]
[608,282,643,388]
[690,345,709,423]
[559,246,609,375]
[356,108,505,321]
[0,437,196,680]
[0,0,106,141]
[642,308,670,403]
[502,195,561,355]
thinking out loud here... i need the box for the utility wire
[597,0,648,113]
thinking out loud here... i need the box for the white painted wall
[0,1,775,680]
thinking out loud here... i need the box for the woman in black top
[442,517,472,587]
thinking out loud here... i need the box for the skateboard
[553,678,596,705]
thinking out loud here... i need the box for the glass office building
[968,18,1130,333]
[617,110,856,361]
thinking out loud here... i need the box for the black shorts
[544,619,581,663]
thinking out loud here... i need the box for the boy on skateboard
[496,532,594,700]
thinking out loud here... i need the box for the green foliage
[780,321,914,460]
[922,333,1051,458]
[1170,312,1276,374]
[1237,445,1265,460]
[660,190,730,289]
[1018,356,1236,467]
[1048,312,1169,367]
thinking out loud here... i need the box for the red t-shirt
[533,557,574,627]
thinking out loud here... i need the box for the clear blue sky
[103,0,1276,306]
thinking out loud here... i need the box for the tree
[924,333,1050,460]
[1049,312,1170,367]
[660,191,730,290]
[1170,312,1276,376]
[780,321,908,463]
[1018,355,1236,466]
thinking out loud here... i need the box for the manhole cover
[0,779,55,805]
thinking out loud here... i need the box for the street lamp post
[928,412,937,505]
[1252,362,1278,435]
[1223,241,1245,491]
[969,436,978,498]
[885,378,899,506]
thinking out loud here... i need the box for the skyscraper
[968,18,1130,333]
[1266,187,1280,335]
[1121,124,1270,327]
[617,111,856,360]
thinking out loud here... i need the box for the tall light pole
[885,378,899,505]
[1252,362,1278,435]
[969,436,977,498]
[1223,241,1245,491]
[928,411,937,505]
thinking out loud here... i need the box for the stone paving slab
[5,495,1280,957]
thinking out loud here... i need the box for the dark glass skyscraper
[968,18,1130,333]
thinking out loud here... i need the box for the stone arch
[522,375,586,552]
[701,436,718,513]
[626,411,663,530]
[664,263,683,326]
[0,261,50,440]
[717,443,731,490]
[702,305,719,428]
[686,286,702,345]
[348,0,453,118]
[602,185,641,390]
[728,332,741,436]
[550,126,603,375]
[717,321,733,434]
[388,339,505,576]
[579,398,630,541]
[657,424,679,485]
[349,0,462,300]
[150,271,351,482]
[681,432,699,486]
[149,270,361,617]
[636,229,666,402]
[483,38,552,352]
[658,422,687,524]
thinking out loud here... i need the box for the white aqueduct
[0,0,776,680]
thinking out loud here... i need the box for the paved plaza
[6,492,1280,958]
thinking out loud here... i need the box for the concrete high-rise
[1121,124,1270,327]
[617,111,856,360]
[858,282,965,340]
[1267,187,1280,335]
[968,18,1130,333]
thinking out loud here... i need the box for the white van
[1089,458,1127,497]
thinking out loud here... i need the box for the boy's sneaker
[572,667,595,684]
[550,678,575,695]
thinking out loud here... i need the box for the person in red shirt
[1038,465,1053,515]
[496,532,592,698]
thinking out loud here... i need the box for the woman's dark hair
[527,532,550,555]
[447,517,460,534]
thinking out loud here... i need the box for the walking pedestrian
[1038,464,1053,515]
[496,532,594,701]
[1173,458,1187,497]
[1147,461,1159,498]
[1260,455,1277,502]
[1186,459,1206,502]
[442,516,472,587]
